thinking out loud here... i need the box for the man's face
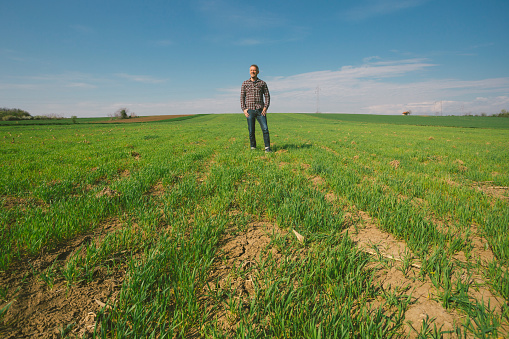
[250,66,259,79]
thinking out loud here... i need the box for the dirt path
[99,115,194,123]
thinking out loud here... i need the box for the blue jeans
[246,109,270,148]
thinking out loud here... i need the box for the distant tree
[493,109,509,117]
[111,107,133,119]
[33,114,63,120]
[0,108,31,120]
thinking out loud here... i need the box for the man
[240,64,272,153]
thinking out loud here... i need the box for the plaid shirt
[240,78,270,111]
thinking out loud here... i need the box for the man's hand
[261,108,267,116]
[244,109,249,117]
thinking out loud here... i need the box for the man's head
[250,64,259,80]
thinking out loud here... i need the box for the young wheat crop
[1,114,508,337]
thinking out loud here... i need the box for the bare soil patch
[95,187,119,198]
[408,196,496,266]
[345,208,506,337]
[144,181,165,197]
[2,195,46,211]
[307,174,506,337]
[0,219,127,338]
[347,212,417,266]
[204,221,284,334]
[446,222,496,266]
[319,144,339,156]
[474,182,509,200]
[344,210,464,337]
[100,115,194,124]
[447,179,508,201]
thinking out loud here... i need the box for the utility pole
[433,101,443,116]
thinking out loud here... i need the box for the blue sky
[1,0,508,117]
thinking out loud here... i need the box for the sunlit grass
[1,113,508,337]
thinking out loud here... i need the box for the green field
[309,113,509,129]
[1,113,508,338]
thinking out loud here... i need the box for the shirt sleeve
[263,82,270,109]
[240,82,247,111]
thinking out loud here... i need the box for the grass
[1,113,508,337]
[308,113,509,129]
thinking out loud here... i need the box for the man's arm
[262,82,270,116]
[240,82,249,117]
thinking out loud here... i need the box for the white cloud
[2,58,508,117]
[364,96,509,115]
[93,59,508,116]
[262,59,509,114]
[363,56,382,63]
[67,82,97,89]
[267,58,436,92]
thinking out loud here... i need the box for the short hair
[250,64,259,71]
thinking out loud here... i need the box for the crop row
[1,113,508,337]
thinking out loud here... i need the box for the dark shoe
[265,147,272,153]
